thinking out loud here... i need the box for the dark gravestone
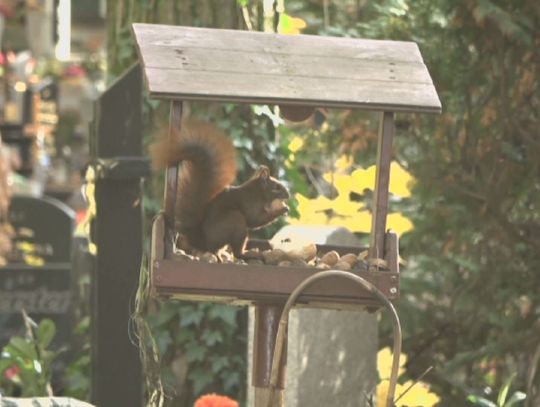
[0,195,74,348]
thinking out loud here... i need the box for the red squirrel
[150,120,290,258]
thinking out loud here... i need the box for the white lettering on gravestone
[0,287,71,313]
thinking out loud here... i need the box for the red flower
[194,393,239,407]
[4,364,20,380]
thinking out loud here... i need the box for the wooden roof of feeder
[132,23,441,114]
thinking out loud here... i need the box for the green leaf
[155,331,173,354]
[468,395,498,407]
[497,373,516,406]
[37,319,56,349]
[74,316,90,335]
[202,330,223,346]
[190,366,213,394]
[207,306,237,326]
[211,356,230,374]
[0,358,13,373]
[180,308,204,327]
[222,370,240,391]
[6,337,38,360]
[505,392,526,407]
[185,344,206,363]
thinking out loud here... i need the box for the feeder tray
[132,23,441,309]
[151,213,400,310]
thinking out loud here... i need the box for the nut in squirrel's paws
[268,198,289,213]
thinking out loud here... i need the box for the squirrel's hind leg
[203,210,248,258]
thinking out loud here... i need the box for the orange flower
[194,394,239,407]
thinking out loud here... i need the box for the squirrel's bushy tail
[149,120,237,230]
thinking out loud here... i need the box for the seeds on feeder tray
[172,248,194,261]
[290,258,308,267]
[298,243,317,262]
[334,261,352,271]
[368,258,388,269]
[243,248,264,260]
[320,250,340,266]
[278,260,293,267]
[284,250,303,262]
[358,250,369,260]
[262,248,287,265]
[218,249,234,263]
[340,253,358,267]
[246,259,265,265]
[316,262,331,270]
[200,252,219,263]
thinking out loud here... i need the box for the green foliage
[0,315,59,397]
[468,374,526,407]
[147,302,246,406]
[64,316,92,400]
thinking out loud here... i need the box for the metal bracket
[94,157,150,180]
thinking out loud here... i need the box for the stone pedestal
[248,226,378,407]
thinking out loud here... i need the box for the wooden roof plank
[134,23,423,63]
[132,23,442,113]
[139,47,434,85]
[145,68,441,113]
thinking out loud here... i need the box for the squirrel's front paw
[268,198,289,215]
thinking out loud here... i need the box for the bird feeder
[133,23,440,407]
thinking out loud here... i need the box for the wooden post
[253,304,287,407]
[164,101,183,225]
[91,64,144,407]
[163,100,183,256]
[369,112,395,260]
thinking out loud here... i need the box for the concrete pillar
[248,226,378,407]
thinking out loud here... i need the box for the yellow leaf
[333,197,363,217]
[24,254,45,267]
[347,210,372,233]
[387,213,414,235]
[278,13,307,35]
[16,241,37,253]
[334,154,353,171]
[350,166,377,194]
[395,381,440,406]
[288,136,304,153]
[389,162,414,198]
[377,380,406,407]
[378,347,407,380]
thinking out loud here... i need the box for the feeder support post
[369,111,395,260]
[163,100,183,255]
[253,304,287,407]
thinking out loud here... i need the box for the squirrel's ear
[254,165,270,180]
